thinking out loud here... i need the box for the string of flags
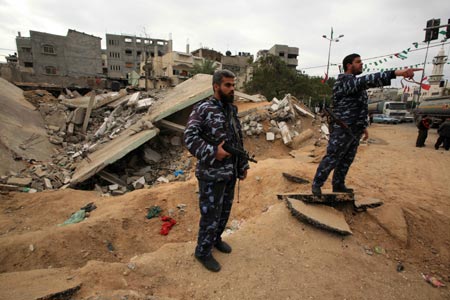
[362,30,449,72]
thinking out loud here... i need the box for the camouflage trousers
[195,178,236,257]
[313,126,363,188]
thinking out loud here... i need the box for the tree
[244,54,297,100]
[191,59,217,75]
[244,54,334,106]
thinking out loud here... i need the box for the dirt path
[0,122,449,300]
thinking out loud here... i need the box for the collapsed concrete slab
[0,78,55,176]
[286,197,352,235]
[70,74,213,186]
[277,191,354,204]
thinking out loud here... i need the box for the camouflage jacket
[332,71,396,129]
[184,97,249,182]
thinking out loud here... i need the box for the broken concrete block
[278,121,292,145]
[321,124,330,135]
[270,104,279,111]
[7,177,32,187]
[49,136,64,145]
[43,178,53,189]
[34,168,48,178]
[132,176,146,189]
[170,136,182,146]
[127,92,141,106]
[156,176,169,183]
[109,184,119,191]
[290,128,314,149]
[136,98,154,111]
[67,123,74,135]
[266,132,275,141]
[48,125,60,132]
[143,147,162,163]
[72,108,86,125]
[45,110,67,129]
[286,198,352,235]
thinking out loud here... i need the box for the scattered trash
[174,170,184,177]
[364,246,374,256]
[29,244,35,252]
[58,210,86,226]
[396,262,404,272]
[160,216,177,235]
[146,206,162,219]
[107,241,115,252]
[422,273,445,288]
[127,262,137,270]
[80,202,97,213]
[374,246,386,255]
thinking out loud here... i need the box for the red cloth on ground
[160,216,177,235]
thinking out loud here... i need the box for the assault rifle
[199,132,257,163]
[323,107,359,143]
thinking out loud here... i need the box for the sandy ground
[0,120,449,300]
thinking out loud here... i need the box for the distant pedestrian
[435,118,450,150]
[416,115,431,147]
[311,53,421,195]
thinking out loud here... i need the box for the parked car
[372,114,400,124]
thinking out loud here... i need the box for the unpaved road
[0,121,449,300]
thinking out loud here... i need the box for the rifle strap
[237,179,240,203]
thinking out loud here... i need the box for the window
[24,62,33,68]
[124,37,133,43]
[125,49,133,56]
[137,51,142,56]
[144,40,150,44]
[21,47,31,53]
[287,54,297,59]
[136,39,141,43]
[278,52,285,57]
[43,44,55,54]
[45,66,56,75]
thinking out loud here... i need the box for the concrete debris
[238,93,315,146]
[6,177,32,187]
[286,197,352,235]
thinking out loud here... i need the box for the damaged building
[12,30,104,86]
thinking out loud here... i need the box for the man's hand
[395,68,423,80]
[215,141,231,161]
[363,128,369,141]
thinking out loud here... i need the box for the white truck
[368,101,408,121]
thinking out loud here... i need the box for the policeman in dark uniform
[184,70,249,272]
[312,53,421,195]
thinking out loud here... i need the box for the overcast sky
[0,0,449,87]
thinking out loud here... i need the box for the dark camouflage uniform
[313,71,396,188]
[184,97,249,257]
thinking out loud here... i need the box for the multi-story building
[221,52,253,89]
[105,34,171,80]
[16,29,103,77]
[146,51,205,88]
[191,48,223,63]
[258,44,299,69]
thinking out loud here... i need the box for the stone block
[7,177,32,187]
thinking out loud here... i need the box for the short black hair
[343,53,360,72]
[213,69,235,87]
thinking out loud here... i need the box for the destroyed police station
[0,24,449,300]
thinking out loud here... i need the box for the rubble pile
[238,94,315,145]
[0,88,182,194]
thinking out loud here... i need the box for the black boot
[195,254,221,272]
[333,185,354,193]
[312,185,322,196]
[214,240,232,253]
